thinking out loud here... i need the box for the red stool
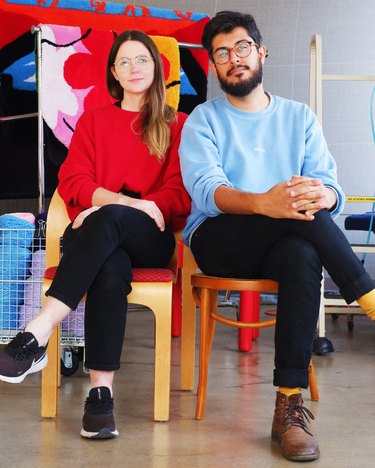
[238,291,260,351]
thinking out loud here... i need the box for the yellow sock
[357,289,375,320]
[278,387,301,397]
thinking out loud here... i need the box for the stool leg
[196,287,214,420]
[308,359,319,401]
[238,291,260,352]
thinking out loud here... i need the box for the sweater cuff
[79,182,101,208]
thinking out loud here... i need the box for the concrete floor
[0,306,374,468]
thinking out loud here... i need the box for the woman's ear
[111,65,118,81]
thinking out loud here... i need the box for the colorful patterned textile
[0,0,210,198]
[39,24,180,148]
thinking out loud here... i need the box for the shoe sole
[80,428,119,439]
[0,353,48,384]
[271,432,320,461]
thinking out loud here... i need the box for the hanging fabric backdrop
[39,24,182,149]
[0,0,210,200]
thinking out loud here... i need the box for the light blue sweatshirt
[179,93,345,245]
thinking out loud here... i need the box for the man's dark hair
[202,11,263,56]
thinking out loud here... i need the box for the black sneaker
[0,331,48,383]
[80,386,119,439]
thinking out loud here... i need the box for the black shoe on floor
[81,386,119,439]
[0,331,48,384]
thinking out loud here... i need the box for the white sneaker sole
[80,427,119,439]
[0,353,48,384]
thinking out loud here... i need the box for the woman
[0,30,191,439]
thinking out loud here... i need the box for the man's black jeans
[191,209,374,388]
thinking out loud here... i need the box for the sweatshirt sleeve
[58,110,102,213]
[143,113,191,231]
[179,106,233,216]
[302,105,345,218]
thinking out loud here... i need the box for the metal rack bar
[178,41,204,49]
[32,26,45,214]
[0,113,38,122]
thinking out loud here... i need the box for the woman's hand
[90,188,166,231]
[72,206,100,229]
[124,198,165,231]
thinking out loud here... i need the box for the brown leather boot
[271,391,320,461]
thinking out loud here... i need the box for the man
[179,10,375,462]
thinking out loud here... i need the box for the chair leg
[196,287,214,420]
[180,251,197,391]
[171,272,182,337]
[150,294,172,422]
[197,290,217,399]
[41,325,59,417]
[308,359,319,401]
[207,290,217,356]
[128,282,173,421]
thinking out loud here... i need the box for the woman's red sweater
[58,104,191,232]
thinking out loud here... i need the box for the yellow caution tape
[346,196,375,202]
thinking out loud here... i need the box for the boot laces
[283,399,315,436]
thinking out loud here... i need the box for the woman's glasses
[114,55,154,71]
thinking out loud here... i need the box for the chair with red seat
[41,189,184,421]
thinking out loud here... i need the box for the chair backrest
[45,191,70,271]
[45,190,182,274]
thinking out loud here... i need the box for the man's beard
[217,60,263,97]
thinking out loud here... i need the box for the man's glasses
[114,55,154,71]
[212,40,259,65]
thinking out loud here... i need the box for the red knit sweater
[58,104,191,232]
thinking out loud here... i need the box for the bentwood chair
[189,272,319,419]
[41,190,186,421]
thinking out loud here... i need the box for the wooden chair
[41,190,185,421]
[190,273,319,419]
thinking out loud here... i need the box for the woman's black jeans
[46,204,175,371]
[191,209,374,389]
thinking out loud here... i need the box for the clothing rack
[30,26,204,213]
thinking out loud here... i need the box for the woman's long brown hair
[106,30,176,161]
